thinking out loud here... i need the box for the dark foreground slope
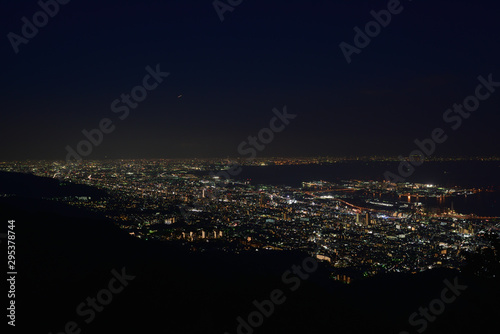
[0,173,499,334]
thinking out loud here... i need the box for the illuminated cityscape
[2,158,498,283]
[3,0,500,332]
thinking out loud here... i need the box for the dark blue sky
[1,0,499,160]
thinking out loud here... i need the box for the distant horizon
[1,155,500,163]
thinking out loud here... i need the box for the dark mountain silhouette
[0,171,107,199]
[0,172,499,333]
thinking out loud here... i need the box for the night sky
[1,0,499,160]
